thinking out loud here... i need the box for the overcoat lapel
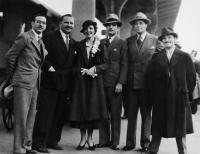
[169,49,179,67]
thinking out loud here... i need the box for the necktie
[66,35,69,50]
[137,35,142,49]
[105,38,110,48]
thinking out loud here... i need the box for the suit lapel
[139,33,152,54]
[55,30,69,58]
[106,36,120,57]
[29,30,41,52]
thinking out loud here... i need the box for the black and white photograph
[0,0,199,154]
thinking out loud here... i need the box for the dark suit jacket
[41,30,76,93]
[6,30,47,89]
[127,32,157,89]
[101,36,128,87]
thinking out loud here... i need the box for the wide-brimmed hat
[158,27,178,41]
[80,20,97,33]
[130,12,151,25]
[104,13,122,27]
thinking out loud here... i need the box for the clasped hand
[81,66,97,78]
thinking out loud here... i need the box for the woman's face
[84,25,95,38]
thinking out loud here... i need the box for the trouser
[149,136,187,154]
[13,85,38,153]
[126,89,151,148]
[99,87,122,145]
[32,87,67,147]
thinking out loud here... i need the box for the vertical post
[72,0,96,41]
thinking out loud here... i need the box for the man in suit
[32,14,76,153]
[144,27,196,154]
[6,14,47,154]
[96,13,128,150]
[122,12,157,152]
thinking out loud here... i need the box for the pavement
[0,107,200,154]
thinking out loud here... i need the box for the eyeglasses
[106,23,117,27]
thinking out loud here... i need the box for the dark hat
[104,13,122,27]
[80,20,97,33]
[158,27,178,41]
[130,12,151,25]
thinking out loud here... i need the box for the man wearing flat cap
[123,12,157,152]
[144,27,196,154]
[96,13,128,150]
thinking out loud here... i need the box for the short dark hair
[60,14,73,21]
[80,20,97,34]
[31,14,46,22]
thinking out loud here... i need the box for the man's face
[162,35,176,49]
[133,20,147,34]
[31,16,47,34]
[106,23,119,37]
[60,16,74,34]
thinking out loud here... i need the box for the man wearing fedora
[144,27,196,154]
[123,12,157,152]
[96,13,128,150]
[5,14,47,154]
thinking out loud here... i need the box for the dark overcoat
[146,48,196,138]
[69,39,108,122]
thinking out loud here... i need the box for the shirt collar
[137,32,147,42]
[108,35,116,43]
[32,29,42,41]
[60,29,70,40]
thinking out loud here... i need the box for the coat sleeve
[5,34,27,82]
[41,34,54,71]
[118,40,128,84]
[186,54,196,101]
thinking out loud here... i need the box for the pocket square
[113,48,117,52]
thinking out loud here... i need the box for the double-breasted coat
[69,39,108,126]
[146,49,196,138]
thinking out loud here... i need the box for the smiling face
[60,16,74,34]
[83,25,95,39]
[133,20,147,34]
[162,34,176,49]
[31,16,47,34]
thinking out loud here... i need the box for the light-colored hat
[104,13,122,27]
[158,27,178,41]
[130,12,151,25]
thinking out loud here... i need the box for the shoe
[76,142,86,150]
[95,142,110,148]
[47,144,63,150]
[87,141,95,151]
[110,144,120,150]
[137,147,148,152]
[26,149,37,154]
[122,145,135,151]
[32,146,50,153]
